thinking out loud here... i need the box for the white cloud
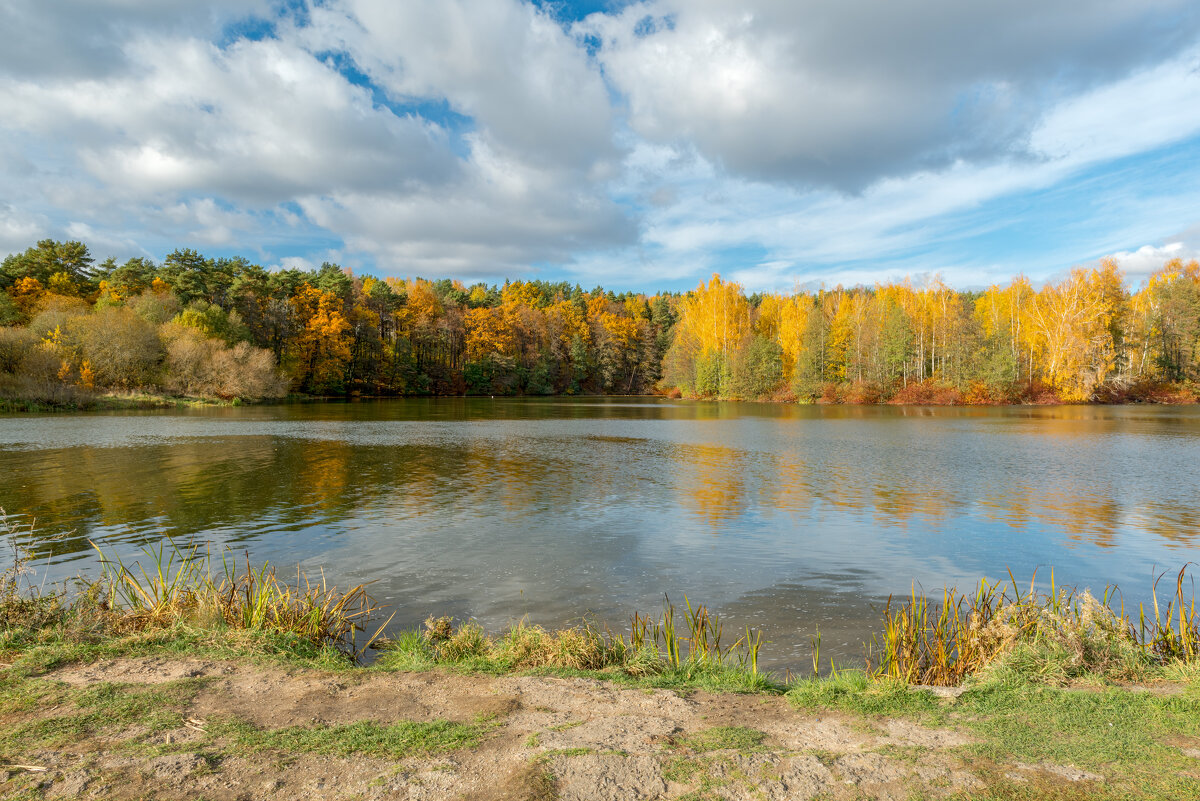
[1,0,1199,290]
[0,0,274,80]
[304,0,619,172]
[1103,242,1199,280]
[0,203,47,254]
[0,4,635,275]
[581,0,1200,189]
[561,41,1200,292]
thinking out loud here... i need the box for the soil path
[7,656,989,800]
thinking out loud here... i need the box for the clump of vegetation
[673,726,767,754]
[89,543,394,659]
[866,567,1200,686]
[0,510,393,668]
[377,597,773,691]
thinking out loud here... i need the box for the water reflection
[1,399,1199,670]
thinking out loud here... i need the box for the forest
[1,238,1198,406]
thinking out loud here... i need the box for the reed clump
[1,522,60,633]
[867,566,1200,686]
[87,542,393,659]
[411,596,767,681]
[0,513,392,662]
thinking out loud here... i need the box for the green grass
[954,682,1200,799]
[787,669,942,717]
[372,623,782,694]
[2,624,354,680]
[216,718,485,760]
[0,678,206,757]
[674,726,767,754]
[786,667,1200,800]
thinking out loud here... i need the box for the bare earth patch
[5,657,989,800]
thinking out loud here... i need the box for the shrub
[888,379,961,405]
[76,307,164,388]
[163,324,287,399]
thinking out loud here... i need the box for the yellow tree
[290,283,352,393]
[672,274,751,395]
[1024,263,1124,399]
[775,294,810,383]
[464,307,516,362]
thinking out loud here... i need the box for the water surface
[2,398,1197,671]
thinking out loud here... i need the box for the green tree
[0,240,94,293]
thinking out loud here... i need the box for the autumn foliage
[666,262,1200,404]
[2,238,1200,405]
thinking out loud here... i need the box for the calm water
[2,398,1198,671]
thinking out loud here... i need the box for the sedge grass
[88,541,394,661]
[392,596,774,689]
[866,566,1200,686]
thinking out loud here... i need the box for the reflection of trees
[676,443,747,526]
[665,426,1198,548]
[297,440,351,512]
[3,405,1199,567]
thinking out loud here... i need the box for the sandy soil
[0,656,1093,800]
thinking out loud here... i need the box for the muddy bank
[0,656,1131,801]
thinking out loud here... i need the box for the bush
[76,307,164,388]
[131,290,181,325]
[888,379,961,405]
[163,324,287,399]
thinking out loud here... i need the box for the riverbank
[3,379,1200,415]
[0,391,260,413]
[2,636,1198,800]
[2,543,1199,799]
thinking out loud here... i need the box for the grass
[216,718,485,759]
[0,392,249,414]
[369,602,778,693]
[784,666,1200,800]
[673,726,767,754]
[90,540,393,660]
[0,677,207,757]
[867,566,1200,686]
[786,669,942,717]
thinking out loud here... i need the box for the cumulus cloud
[581,0,1200,190]
[302,0,619,172]
[0,35,458,204]
[1,0,1199,288]
[0,0,274,80]
[1103,243,1200,280]
[0,0,635,275]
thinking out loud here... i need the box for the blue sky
[2,0,1199,292]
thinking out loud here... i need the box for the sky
[2,0,1200,293]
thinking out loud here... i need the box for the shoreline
[3,390,1199,415]
[3,541,1198,797]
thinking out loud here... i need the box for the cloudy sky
[2,0,1199,292]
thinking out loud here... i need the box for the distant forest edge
[2,239,1199,407]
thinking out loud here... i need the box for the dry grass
[867,567,1200,686]
[417,596,766,678]
[89,541,394,659]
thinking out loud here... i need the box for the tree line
[666,261,1200,403]
[1,238,1198,404]
[0,240,675,402]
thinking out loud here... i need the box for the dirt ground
[1,656,1095,800]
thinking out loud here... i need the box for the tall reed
[91,542,393,659]
[866,566,1200,686]
[627,595,765,674]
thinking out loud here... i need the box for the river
[1,398,1197,671]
